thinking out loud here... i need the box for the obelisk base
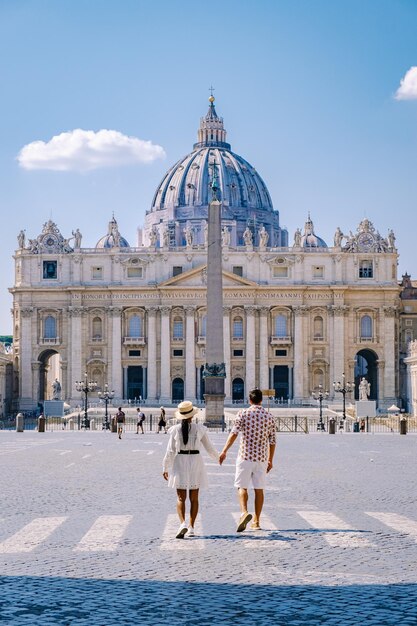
[204,376,225,427]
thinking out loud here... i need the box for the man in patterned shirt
[219,388,276,531]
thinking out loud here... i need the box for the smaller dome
[300,215,327,248]
[96,216,130,249]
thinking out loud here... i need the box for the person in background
[158,406,167,433]
[116,407,125,440]
[136,407,145,434]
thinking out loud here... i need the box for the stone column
[245,306,257,394]
[259,307,269,392]
[109,307,123,401]
[331,305,348,398]
[146,307,158,403]
[382,306,397,404]
[293,306,307,401]
[185,306,196,403]
[159,306,171,403]
[223,306,232,404]
[68,307,83,403]
[19,307,34,409]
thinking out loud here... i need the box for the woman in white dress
[163,401,219,538]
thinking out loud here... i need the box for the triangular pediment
[159,264,259,288]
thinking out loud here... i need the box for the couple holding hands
[162,389,276,539]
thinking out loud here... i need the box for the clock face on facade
[357,232,375,251]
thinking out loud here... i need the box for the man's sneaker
[175,523,188,539]
[236,512,252,532]
[250,521,261,530]
[187,527,195,537]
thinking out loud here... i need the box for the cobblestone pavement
[0,429,416,625]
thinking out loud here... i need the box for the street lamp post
[75,372,97,429]
[333,373,353,429]
[312,385,329,431]
[98,384,115,430]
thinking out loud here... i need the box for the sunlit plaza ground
[1,426,417,625]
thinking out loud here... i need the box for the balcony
[270,336,292,345]
[40,337,60,345]
[197,336,206,344]
[356,336,377,343]
[313,336,325,342]
[123,336,146,345]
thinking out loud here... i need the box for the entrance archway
[232,378,244,403]
[354,349,378,401]
[38,349,61,404]
[273,365,289,401]
[127,366,144,401]
[172,378,184,403]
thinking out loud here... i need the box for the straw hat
[175,400,199,420]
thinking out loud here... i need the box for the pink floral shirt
[231,404,276,462]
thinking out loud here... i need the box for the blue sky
[1,0,417,332]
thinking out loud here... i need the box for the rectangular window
[273,266,288,278]
[92,266,103,279]
[359,261,373,278]
[127,267,143,278]
[406,319,413,327]
[233,349,244,357]
[275,349,287,357]
[173,266,183,277]
[232,266,243,277]
[313,266,324,278]
[43,261,57,279]
[129,350,141,357]
[173,349,183,357]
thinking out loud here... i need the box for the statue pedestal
[356,400,376,418]
[44,400,65,417]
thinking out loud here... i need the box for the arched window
[313,368,324,389]
[173,317,184,339]
[129,315,142,338]
[274,314,287,337]
[44,315,56,339]
[313,316,324,339]
[233,316,243,339]
[360,315,373,339]
[92,317,102,340]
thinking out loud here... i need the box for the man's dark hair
[249,389,263,404]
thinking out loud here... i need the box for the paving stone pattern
[0,430,416,625]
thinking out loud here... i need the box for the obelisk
[203,163,225,425]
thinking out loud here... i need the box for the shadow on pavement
[0,576,416,625]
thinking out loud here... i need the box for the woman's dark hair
[181,419,191,446]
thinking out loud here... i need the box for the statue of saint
[184,225,193,247]
[149,227,158,246]
[258,225,269,248]
[387,229,396,250]
[222,226,231,247]
[358,377,370,401]
[162,228,170,248]
[243,226,253,246]
[17,230,26,249]
[293,228,302,247]
[334,227,343,247]
[72,228,82,248]
[52,378,62,400]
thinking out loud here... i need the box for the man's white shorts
[234,458,268,489]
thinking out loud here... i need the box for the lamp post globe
[98,384,115,430]
[75,372,97,430]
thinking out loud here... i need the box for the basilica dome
[142,97,287,248]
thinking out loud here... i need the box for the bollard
[329,418,336,435]
[90,419,95,430]
[111,416,117,433]
[400,418,407,435]
[69,419,74,431]
[16,412,24,433]
[150,413,153,431]
[38,415,46,433]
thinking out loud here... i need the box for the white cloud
[395,66,417,100]
[17,128,166,171]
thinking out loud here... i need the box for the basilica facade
[11,98,401,412]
